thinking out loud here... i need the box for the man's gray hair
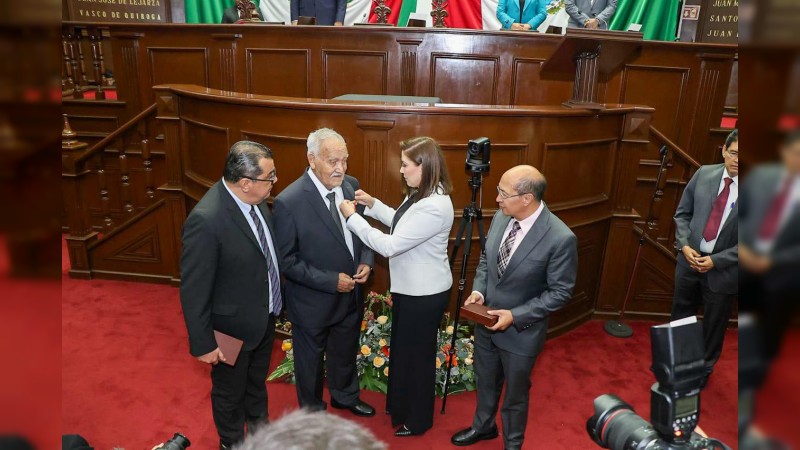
[514,173,547,202]
[223,141,273,183]
[234,409,387,450]
[307,128,345,157]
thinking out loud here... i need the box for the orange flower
[360,320,367,332]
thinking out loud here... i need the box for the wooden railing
[61,24,113,99]
[62,103,161,240]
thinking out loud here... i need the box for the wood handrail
[649,125,701,169]
[74,102,157,165]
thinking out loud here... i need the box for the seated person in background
[565,0,617,29]
[291,0,346,26]
[497,0,547,31]
[236,410,387,450]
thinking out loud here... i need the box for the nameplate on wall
[65,0,172,23]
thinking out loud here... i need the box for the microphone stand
[604,145,669,338]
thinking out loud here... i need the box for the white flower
[446,325,454,335]
[377,315,389,325]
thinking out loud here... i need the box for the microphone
[362,12,368,23]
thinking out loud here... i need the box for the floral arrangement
[268,291,477,398]
[546,0,565,15]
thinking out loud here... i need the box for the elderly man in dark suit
[671,129,739,385]
[273,128,375,417]
[565,0,617,29]
[290,0,346,25]
[180,141,282,450]
[451,165,578,450]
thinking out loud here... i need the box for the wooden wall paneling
[180,117,231,189]
[429,53,500,104]
[147,47,210,90]
[238,131,310,200]
[618,65,689,140]
[246,48,310,97]
[322,50,389,99]
[510,57,572,106]
[594,216,639,314]
[210,33,240,92]
[111,31,144,115]
[356,119,396,200]
[397,39,422,96]
[540,138,617,211]
[613,110,652,213]
[685,53,735,165]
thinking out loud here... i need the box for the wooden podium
[542,29,643,110]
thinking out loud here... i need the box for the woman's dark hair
[400,136,453,200]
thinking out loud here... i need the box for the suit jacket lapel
[501,207,551,280]
[700,165,725,227]
[487,214,511,280]
[219,182,264,256]
[302,174,350,252]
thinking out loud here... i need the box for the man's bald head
[505,165,547,202]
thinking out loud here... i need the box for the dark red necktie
[758,177,793,240]
[702,177,733,242]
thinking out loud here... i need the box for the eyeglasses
[245,173,277,184]
[496,186,527,199]
[725,150,739,159]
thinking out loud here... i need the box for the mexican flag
[365,0,501,29]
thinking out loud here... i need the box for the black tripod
[441,171,487,414]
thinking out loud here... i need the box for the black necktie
[519,0,526,23]
[326,192,345,237]
[249,205,282,316]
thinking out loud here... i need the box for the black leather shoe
[451,426,499,446]
[330,398,376,417]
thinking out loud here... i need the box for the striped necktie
[249,205,282,316]
[497,220,521,278]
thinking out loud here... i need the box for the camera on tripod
[586,318,729,450]
[160,433,190,450]
[466,137,490,173]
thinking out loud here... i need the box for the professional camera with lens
[586,319,730,450]
[161,433,190,450]
[466,137,490,173]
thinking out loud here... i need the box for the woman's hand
[339,199,357,218]
[354,189,376,208]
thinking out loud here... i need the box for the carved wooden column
[373,0,391,24]
[75,31,89,87]
[431,0,448,27]
[62,33,76,93]
[62,114,97,279]
[567,48,601,109]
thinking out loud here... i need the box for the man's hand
[693,256,715,273]
[337,273,355,292]
[522,23,532,30]
[354,189,376,208]
[510,23,524,30]
[464,292,484,306]
[334,21,344,26]
[740,244,772,274]
[487,309,514,331]
[353,264,371,284]
[339,199,357,219]
[681,245,701,269]
[291,20,298,25]
[197,347,225,365]
[585,18,599,29]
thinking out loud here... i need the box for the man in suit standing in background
[451,165,578,450]
[273,128,375,417]
[290,0,346,25]
[180,141,282,450]
[671,129,739,385]
[565,0,617,29]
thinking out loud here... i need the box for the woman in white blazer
[340,136,454,437]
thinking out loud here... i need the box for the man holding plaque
[451,165,578,450]
[180,141,282,450]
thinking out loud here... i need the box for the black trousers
[671,260,735,373]
[292,305,360,411]
[210,314,275,447]
[386,290,449,434]
[472,329,538,450]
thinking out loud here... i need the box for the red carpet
[62,239,737,449]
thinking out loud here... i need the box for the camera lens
[586,395,660,450]
[162,433,191,450]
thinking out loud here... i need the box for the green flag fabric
[397,0,418,28]
[609,0,680,41]
[185,0,236,24]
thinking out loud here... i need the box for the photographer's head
[496,165,547,220]
[399,136,453,199]
[234,409,387,450]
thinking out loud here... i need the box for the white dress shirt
[699,168,738,254]
[306,169,355,258]
[222,178,279,313]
